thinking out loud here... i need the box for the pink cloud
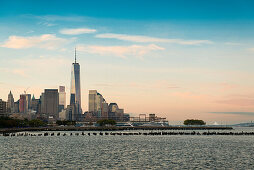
[1,34,69,50]
[77,44,164,59]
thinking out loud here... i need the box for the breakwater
[2,131,254,137]
[0,126,232,134]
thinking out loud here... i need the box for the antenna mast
[75,48,77,63]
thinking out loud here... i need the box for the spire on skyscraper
[75,48,77,63]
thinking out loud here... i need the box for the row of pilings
[2,131,254,137]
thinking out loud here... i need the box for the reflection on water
[1,128,254,169]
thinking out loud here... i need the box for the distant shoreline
[0,126,233,134]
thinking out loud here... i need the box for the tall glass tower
[70,48,82,118]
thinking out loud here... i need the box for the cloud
[129,81,179,89]
[1,34,69,50]
[38,21,56,27]
[219,82,238,90]
[60,28,96,35]
[224,42,243,46]
[12,69,28,77]
[209,112,254,116]
[22,14,86,22]
[77,44,164,59]
[215,98,254,106]
[0,68,28,78]
[215,94,254,106]
[14,57,70,67]
[96,33,213,45]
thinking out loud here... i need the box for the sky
[1,0,254,124]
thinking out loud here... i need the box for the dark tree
[97,119,116,126]
[184,119,206,125]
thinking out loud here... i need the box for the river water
[1,128,254,169]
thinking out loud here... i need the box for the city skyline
[1,0,254,124]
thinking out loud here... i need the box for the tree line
[0,116,47,128]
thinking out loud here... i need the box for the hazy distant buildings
[7,91,14,113]
[70,49,82,118]
[41,89,59,120]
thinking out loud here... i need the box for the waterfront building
[14,100,19,113]
[40,93,45,113]
[88,90,97,113]
[19,94,31,114]
[102,102,109,119]
[108,103,124,121]
[59,108,67,120]
[30,95,40,113]
[7,91,14,113]
[59,86,66,108]
[66,103,78,121]
[41,89,59,120]
[88,90,108,118]
[109,103,118,113]
[70,48,82,117]
[0,99,7,115]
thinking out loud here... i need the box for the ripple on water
[0,131,254,169]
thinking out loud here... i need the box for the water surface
[1,128,254,169]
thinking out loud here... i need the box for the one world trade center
[70,48,82,120]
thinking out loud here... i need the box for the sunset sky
[1,0,254,124]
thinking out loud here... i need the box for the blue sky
[1,0,254,124]
[1,0,254,20]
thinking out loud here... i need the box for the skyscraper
[7,91,14,113]
[42,89,59,120]
[59,86,66,108]
[0,99,7,115]
[30,94,40,113]
[89,90,108,118]
[70,48,82,117]
[19,94,31,114]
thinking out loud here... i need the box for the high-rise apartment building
[70,49,82,117]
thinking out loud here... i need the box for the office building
[30,94,40,113]
[70,48,82,118]
[42,89,59,120]
[19,94,31,114]
[14,100,19,113]
[7,91,14,113]
[0,99,7,115]
[89,90,108,118]
[108,103,124,121]
[59,86,66,108]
